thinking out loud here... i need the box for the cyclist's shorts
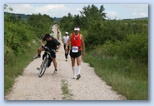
[49,50,56,58]
[70,50,81,58]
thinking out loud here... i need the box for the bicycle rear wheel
[38,57,49,77]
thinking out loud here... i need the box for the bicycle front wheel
[38,57,49,77]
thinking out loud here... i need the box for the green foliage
[4,14,36,63]
[101,34,148,64]
[60,13,74,32]
[80,5,106,29]
[4,4,13,12]
[28,13,54,35]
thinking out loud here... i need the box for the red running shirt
[71,33,82,50]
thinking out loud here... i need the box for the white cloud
[106,11,118,19]
[120,4,148,11]
[7,4,33,14]
[132,12,137,16]
[140,12,148,17]
[6,4,69,17]
[127,4,148,18]
[131,11,148,18]
[34,4,66,13]
[5,4,148,19]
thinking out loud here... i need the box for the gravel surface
[5,25,126,100]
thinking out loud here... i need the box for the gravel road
[5,25,126,100]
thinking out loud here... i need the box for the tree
[4,4,13,12]
[28,13,53,35]
[60,13,74,32]
[80,5,106,29]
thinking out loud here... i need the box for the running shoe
[76,74,81,80]
[73,75,77,79]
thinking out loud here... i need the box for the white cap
[74,27,80,31]
[65,32,68,34]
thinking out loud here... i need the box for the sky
[5,3,148,19]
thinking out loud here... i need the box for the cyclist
[62,32,69,61]
[34,34,61,73]
[65,27,85,79]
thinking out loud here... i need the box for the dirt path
[5,25,125,100]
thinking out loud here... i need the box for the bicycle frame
[38,46,52,77]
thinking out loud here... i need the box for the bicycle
[37,46,54,77]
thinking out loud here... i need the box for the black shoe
[76,74,81,80]
[34,54,41,59]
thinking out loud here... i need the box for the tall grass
[83,52,148,100]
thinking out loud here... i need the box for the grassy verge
[82,52,148,100]
[61,79,73,100]
[4,44,39,96]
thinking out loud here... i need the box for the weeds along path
[5,25,125,100]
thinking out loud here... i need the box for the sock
[77,66,81,75]
[72,66,76,76]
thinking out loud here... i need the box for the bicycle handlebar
[41,46,49,51]
[41,46,56,52]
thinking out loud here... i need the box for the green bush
[99,34,148,64]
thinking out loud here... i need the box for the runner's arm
[65,35,72,50]
[81,35,85,54]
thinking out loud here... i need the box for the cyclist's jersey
[43,36,60,50]
[71,33,82,51]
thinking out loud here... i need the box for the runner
[57,29,60,40]
[62,32,70,61]
[65,27,85,79]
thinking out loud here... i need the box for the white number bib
[72,46,78,53]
